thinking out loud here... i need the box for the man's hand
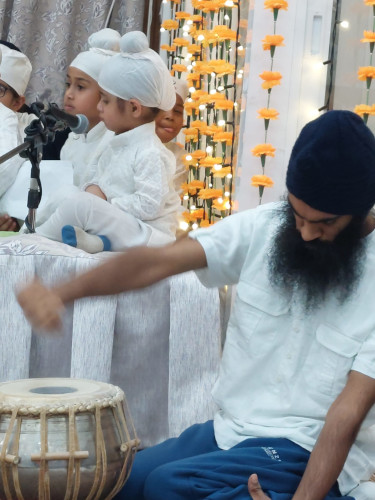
[0,214,19,231]
[16,279,65,332]
[85,184,107,200]
[248,474,271,500]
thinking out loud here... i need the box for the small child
[0,43,32,230]
[155,77,189,193]
[35,31,180,253]
[60,28,120,187]
[32,28,120,228]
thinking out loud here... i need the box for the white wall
[235,0,334,211]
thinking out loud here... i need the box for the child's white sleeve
[0,107,26,198]
[107,147,174,221]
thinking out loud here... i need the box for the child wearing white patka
[0,45,33,225]
[36,31,180,253]
[60,28,120,187]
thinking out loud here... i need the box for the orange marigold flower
[191,90,208,101]
[172,63,188,73]
[202,125,224,136]
[192,14,204,23]
[212,197,231,210]
[264,0,288,10]
[214,99,235,110]
[192,0,227,13]
[251,143,276,157]
[251,175,274,188]
[361,31,375,43]
[161,44,176,52]
[257,108,279,119]
[212,25,237,42]
[181,180,205,195]
[199,93,227,105]
[161,19,179,30]
[198,188,223,200]
[212,166,232,178]
[173,37,190,47]
[182,211,196,223]
[191,150,207,159]
[183,128,199,141]
[191,120,207,130]
[358,66,375,80]
[213,131,233,144]
[262,34,285,50]
[354,104,375,116]
[186,72,201,83]
[175,11,192,20]
[187,44,201,54]
[191,208,205,219]
[209,59,235,76]
[259,71,282,89]
[364,0,375,4]
[200,219,213,227]
[184,101,200,115]
[199,156,222,167]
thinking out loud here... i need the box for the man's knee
[144,463,188,500]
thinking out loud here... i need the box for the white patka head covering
[0,44,31,96]
[173,77,188,102]
[70,28,121,82]
[99,31,176,111]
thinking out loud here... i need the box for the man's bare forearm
[293,371,375,500]
[54,237,207,305]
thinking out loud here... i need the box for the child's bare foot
[0,214,19,232]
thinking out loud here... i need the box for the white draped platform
[0,234,221,448]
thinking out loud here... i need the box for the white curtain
[0,0,146,105]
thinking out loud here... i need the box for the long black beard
[267,203,367,311]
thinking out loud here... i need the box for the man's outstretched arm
[17,236,207,331]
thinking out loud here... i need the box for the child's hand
[85,185,107,200]
[16,279,65,332]
[0,214,19,232]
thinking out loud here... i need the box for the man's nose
[297,220,322,242]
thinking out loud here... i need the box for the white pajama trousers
[36,191,153,251]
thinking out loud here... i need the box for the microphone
[46,103,89,134]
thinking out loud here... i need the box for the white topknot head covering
[173,77,188,102]
[70,28,121,82]
[0,44,31,96]
[98,31,176,111]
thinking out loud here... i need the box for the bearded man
[18,110,375,500]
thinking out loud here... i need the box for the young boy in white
[35,31,180,253]
[60,27,120,187]
[0,44,33,230]
[156,77,189,194]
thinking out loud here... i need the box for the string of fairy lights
[160,0,246,229]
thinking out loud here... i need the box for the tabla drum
[0,378,140,500]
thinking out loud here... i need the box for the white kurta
[60,121,113,187]
[37,121,181,248]
[165,141,188,193]
[0,104,34,200]
[189,201,375,496]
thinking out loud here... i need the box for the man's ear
[129,99,142,117]
[11,95,26,112]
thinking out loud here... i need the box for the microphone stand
[0,102,60,233]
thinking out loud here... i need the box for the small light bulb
[186,154,192,161]
[210,89,217,95]
[226,173,233,179]
[224,14,230,21]
[237,73,243,78]
[179,221,189,231]
[224,201,230,209]
[192,61,197,66]
[187,20,193,25]
[225,191,230,196]
[218,119,226,126]
[191,204,196,210]
[209,183,213,187]
[218,197,223,203]
[206,146,213,154]
[183,194,189,200]
[218,85,224,91]
[199,104,206,110]
[187,97,193,102]
[198,34,205,41]
[192,223,198,230]
[340,20,349,29]
[211,72,216,77]
[183,25,190,32]
[160,27,165,33]
[234,102,238,107]
[238,45,244,51]
[214,164,222,170]
[183,32,189,37]
[225,0,234,6]
[189,87,196,93]
[187,64,193,71]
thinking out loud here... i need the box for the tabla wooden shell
[0,378,139,500]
